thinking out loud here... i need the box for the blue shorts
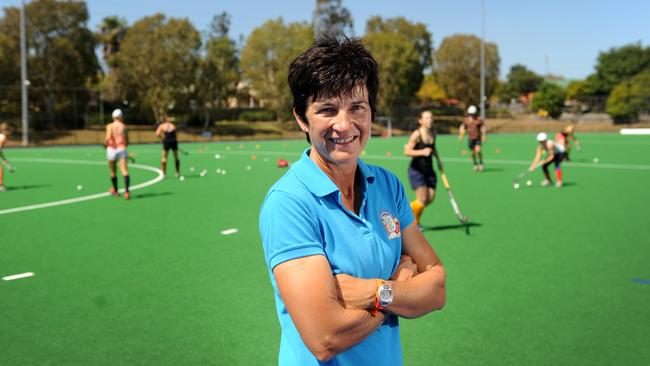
[408,167,437,190]
[469,138,481,150]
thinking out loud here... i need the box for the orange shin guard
[410,200,425,224]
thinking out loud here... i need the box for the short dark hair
[288,35,379,129]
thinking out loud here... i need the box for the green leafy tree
[606,81,634,122]
[417,73,446,101]
[583,43,650,96]
[531,82,566,119]
[366,16,433,71]
[364,32,420,120]
[313,0,353,37]
[565,80,584,101]
[606,69,650,122]
[435,34,500,107]
[240,18,312,120]
[364,17,433,121]
[495,81,517,103]
[196,12,240,128]
[505,64,543,95]
[629,70,650,114]
[115,14,201,122]
[96,16,127,65]
[0,0,99,128]
[96,16,128,104]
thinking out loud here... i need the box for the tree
[606,69,650,122]
[531,82,565,119]
[96,16,128,105]
[629,70,650,114]
[0,0,99,128]
[495,82,517,103]
[505,64,543,96]
[196,12,240,128]
[606,80,635,122]
[417,73,446,101]
[114,14,201,123]
[366,16,433,71]
[435,34,499,107]
[96,16,127,65]
[565,80,584,101]
[364,17,433,121]
[240,18,312,120]
[583,43,650,96]
[313,0,353,37]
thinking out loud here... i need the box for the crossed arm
[273,222,446,361]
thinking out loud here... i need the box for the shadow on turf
[178,174,203,180]
[422,222,482,232]
[480,167,504,173]
[135,191,173,200]
[6,184,52,191]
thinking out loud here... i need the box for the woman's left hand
[334,274,376,310]
[391,255,418,282]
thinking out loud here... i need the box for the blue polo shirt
[259,148,414,366]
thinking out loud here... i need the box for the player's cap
[112,109,123,119]
[467,105,477,114]
[536,132,548,142]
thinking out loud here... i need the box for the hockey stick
[440,172,469,232]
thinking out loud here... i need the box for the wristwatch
[377,282,393,309]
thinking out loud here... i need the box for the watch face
[379,285,392,306]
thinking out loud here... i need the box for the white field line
[620,128,650,135]
[200,150,650,171]
[0,158,164,215]
[3,272,35,281]
[220,228,239,235]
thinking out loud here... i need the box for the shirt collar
[293,148,376,197]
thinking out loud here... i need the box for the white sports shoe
[541,179,551,187]
[555,181,563,188]
[0,185,6,192]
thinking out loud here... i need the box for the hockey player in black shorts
[155,116,181,177]
[404,110,444,226]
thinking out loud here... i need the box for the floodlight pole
[313,0,320,38]
[480,0,486,121]
[20,0,29,145]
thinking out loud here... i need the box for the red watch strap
[370,279,385,316]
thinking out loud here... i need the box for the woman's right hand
[391,255,418,282]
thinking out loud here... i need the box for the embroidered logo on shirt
[379,210,401,239]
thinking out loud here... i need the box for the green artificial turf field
[1,132,649,365]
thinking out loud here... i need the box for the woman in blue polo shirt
[259,36,446,366]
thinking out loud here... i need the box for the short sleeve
[392,174,415,229]
[259,190,325,271]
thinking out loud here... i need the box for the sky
[1,0,649,80]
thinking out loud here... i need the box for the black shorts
[543,152,566,169]
[468,138,481,150]
[163,141,178,151]
[408,167,437,190]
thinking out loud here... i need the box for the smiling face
[295,85,371,170]
[419,111,433,129]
